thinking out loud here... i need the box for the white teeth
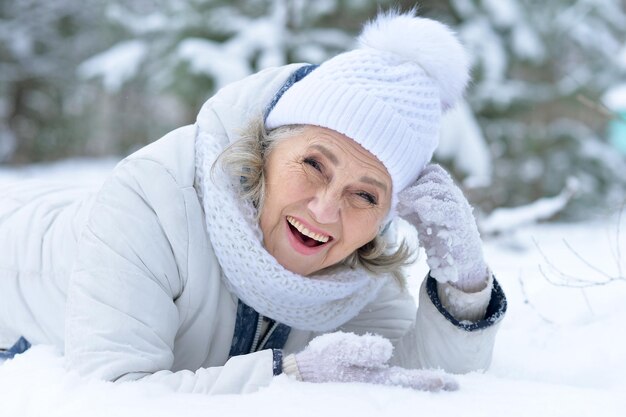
[287,216,330,243]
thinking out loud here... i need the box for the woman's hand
[397,164,489,292]
[282,332,458,391]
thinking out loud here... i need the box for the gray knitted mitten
[283,332,458,392]
[398,164,489,292]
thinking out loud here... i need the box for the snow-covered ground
[1,160,624,417]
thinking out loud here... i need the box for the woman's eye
[303,157,323,172]
[356,192,377,206]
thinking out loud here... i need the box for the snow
[176,38,251,88]
[619,45,626,69]
[0,158,117,187]
[459,18,507,82]
[438,101,492,187]
[482,0,520,28]
[78,40,147,93]
[105,5,169,35]
[603,84,626,110]
[479,183,576,235]
[511,23,545,63]
[450,0,477,18]
[1,160,625,416]
[175,11,294,89]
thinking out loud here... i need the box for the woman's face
[260,125,392,276]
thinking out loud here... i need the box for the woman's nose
[307,191,340,224]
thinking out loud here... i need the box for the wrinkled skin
[260,125,392,276]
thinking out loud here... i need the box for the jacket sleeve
[389,274,507,373]
[64,157,275,394]
[339,271,506,374]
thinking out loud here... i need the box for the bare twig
[576,94,626,124]
[538,263,623,287]
[616,204,624,278]
[536,263,612,287]
[607,221,620,272]
[580,288,595,316]
[517,270,554,324]
[562,239,614,280]
[605,204,626,277]
[532,203,626,288]
[527,207,625,319]
[533,238,600,285]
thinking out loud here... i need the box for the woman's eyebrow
[360,176,388,193]
[310,144,339,166]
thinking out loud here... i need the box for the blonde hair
[214,117,412,283]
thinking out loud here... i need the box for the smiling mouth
[286,216,332,248]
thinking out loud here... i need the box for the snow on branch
[479,178,578,236]
[78,40,147,93]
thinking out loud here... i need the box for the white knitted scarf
[195,130,388,332]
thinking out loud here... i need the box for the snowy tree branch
[479,179,578,236]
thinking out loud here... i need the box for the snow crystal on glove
[307,332,393,368]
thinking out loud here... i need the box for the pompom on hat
[265,10,470,198]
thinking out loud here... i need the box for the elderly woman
[0,12,506,393]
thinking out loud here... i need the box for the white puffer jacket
[0,64,506,394]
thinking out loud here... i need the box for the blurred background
[1,0,626,226]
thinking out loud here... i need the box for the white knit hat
[265,10,470,196]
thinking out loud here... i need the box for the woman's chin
[271,245,335,276]
[275,254,319,276]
